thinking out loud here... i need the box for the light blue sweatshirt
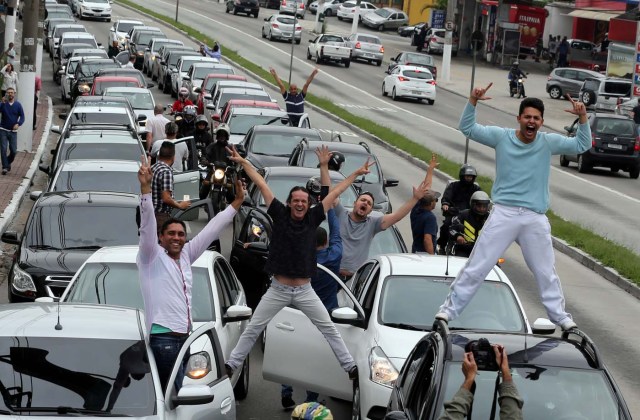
[459,102,591,213]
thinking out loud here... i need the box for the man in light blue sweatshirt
[436,83,591,331]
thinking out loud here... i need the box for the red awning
[481,0,498,5]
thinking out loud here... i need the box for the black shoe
[6,166,10,172]
[348,365,358,380]
[1,169,6,175]
[281,395,296,409]
[224,363,234,378]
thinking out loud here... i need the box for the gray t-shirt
[335,202,385,272]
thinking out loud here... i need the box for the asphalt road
[0,5,637,418]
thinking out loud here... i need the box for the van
[579,77,632,112]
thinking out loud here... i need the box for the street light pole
[464,0,479,164]
[175,0,180,22]
[288,0,298,85]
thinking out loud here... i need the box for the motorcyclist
[177,104,197,138]
[448,191,491,257]
[171,87,194,114]
[507,61,527,97]
[204,123,232,168]
[437,164,482,254]
[194,114,212,152]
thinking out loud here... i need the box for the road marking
[144,0,640,205]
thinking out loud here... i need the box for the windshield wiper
[30,245,61,250]
[10,406,126,416]
[62,245,102,250]
[383,322,426,331]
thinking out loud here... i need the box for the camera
[465,338,500,371]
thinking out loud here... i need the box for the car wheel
[307,48,312,60]
[375,60,381,66]
[226,5,230,12]
[61,90,65,102]
[549,86,562,100]
[233,7,238,14]
[344,59,350,68]
[267,30,272,40]
[378,24,384,31]
[325,8,332,16]
[630,166,640,179]
[338,16,343,20]
[577,154,591,173]
[295,38,301,45]
[559,154,570,167]
[162,79,170,94]
[427,99,435,105]
[382,82,387,96]
[316,53,322,64]
[261,28,266,38]
[351,380,361,420]
[581,90,595,106]
[392,87,398,101]
[233,356,250,400]
[151,72,157,82]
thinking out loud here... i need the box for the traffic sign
[445,20,454,31]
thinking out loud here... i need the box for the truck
[306,34,352,67]
[508,4,547,57]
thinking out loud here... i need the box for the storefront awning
[567,9,622,21]
[480,0,498,5]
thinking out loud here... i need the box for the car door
[213,257,247,359]
[172,136,200,201]
[163,322,235,419]
[262,268,366,400]
[114,50,130,66]
[183,65,194,93]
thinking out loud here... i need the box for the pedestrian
[548,35,557,66]
[1,63,18,97]
[3,43,16,65]
[0,88,25,175]
[435,83,591,332]
[410,190,440,254]
[33,74,41,130]
[557,36,569,68]
[144,104,171,154]
[417,23,429,52]
[601,33,610,52]
[150,121,189,172]
[200,42,222,60]
[438,345,523,420]
[270,66,318,127]
[150,141,191,233]
[331,153,437,281]
[535,35,543,62]
[124,54,136,68]
[136,155,244,392]
[631,98,640,135]
[223,144,372,383]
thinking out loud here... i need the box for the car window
[603,81,631,96]
[229,114,288,135]
[399,340,429,401]
[217,257,241,303]
[104,91,154,109]
[214,260,233,308]
[595,118,635,136]
[406,344,436,417]
[389,13,397,19]
[360,267,380,319]
[375,8,391,17]
[358,35,380,44]
[351,262,375,297]
[404,53,434,65]
[250,132,310,156]
[60,142,141,164]
[53,170,138,193]
[583,79,600,91]
[403,70,433,80]
[276,16,296,24]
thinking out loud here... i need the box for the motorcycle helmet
[306,176,322,197]
[183,105,197,123]
[512,61,519,67]
[195,114,208,128]
[328,151,345,172]
[291,402,333,420]
[215,123,230,141]
[470,190,491,216]
[458,164,477,183]
[179,87,189,98]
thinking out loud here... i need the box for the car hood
[375,326,428,369]
[19,247,96,275]
[247,153,290,169]
[364,13,384,22]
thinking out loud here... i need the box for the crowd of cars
[0,1,634,418]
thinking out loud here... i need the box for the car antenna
[55,299,63,330]
[444,249,450,277]
[87,192,93,203]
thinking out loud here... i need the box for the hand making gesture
[470,82,493,106]
[354,158,375,177]
[564,94,587,122]
[315,145,332,167]
[225,145,247,166]
[138,155,153,194]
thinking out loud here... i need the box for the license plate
[283,32,291,37]
[412,90,423,95]
[364,53,373,58]
[608,143,623,150]
[244,7,252,11]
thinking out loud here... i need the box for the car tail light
[296,25,302,31]
[398,76,409,82]
[281,0,286,5]
[591,134,597,147]
[355,42,361,49]
[431,36,437,42]
[427,80,436,85]
[379,46,384,53]
[350,7,355,11]
[547,75,552,81]
[635,136,640,151]
[299,2,304,8]
[272,23,279,28]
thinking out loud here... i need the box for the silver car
[361,7,408,31]
[182,62,235,102]
[262,14,302,44]
[546,67,603,100]
[60,55,105,103]
[279,0,305,18]
[103,87,156,128]
[345,33,383,66]
[309,0,344,16]
[108,18,143,51]
[143,38,183,77]
[0,303,236,419]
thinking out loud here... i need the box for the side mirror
[109,28,115,32]
[51,125,62,133]
[29,191,42,201]
[171,385,215,406]
[331,307,360,325]
[204,93,212,100]
[1,231,20,245]
[145,47,150,52]
[136,114,147,121]
[264,17,268,21]
[532,318,556,335]
[206,104,215,110]
[39,164,50,174]
[58,113,68,120]
[160,60,166,65]
[385,412,409,420]
[35,297,57,303]
[223,305,252,323]
[58,69,65,75]
[384,178,399,187]
[563,125,573,133]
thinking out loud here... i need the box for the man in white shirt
[150,121,189,171]
[145,104,170,153]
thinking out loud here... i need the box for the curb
[119,2,640,300]
[0,96,53,235]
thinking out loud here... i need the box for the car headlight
[105,7,111,11]
[186,351,211,379]
[369,346,398,387]
[12,265,36,293]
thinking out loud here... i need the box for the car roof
[65,127,138,136]
[217,81,261,88]
[151,37,180,44]
[116,18,144,24]
[0,303,143,340]
[79,245,215,269]
[55,24,86,29]
[205,74,246,80]
[397,65,434,74]
[103,86,152,94]
[61,32,94,38]
[64,135,140,145]
[78,58,116,66]
[253,125,320,135]
[73,95,131,104]
[94,76,140,82]
[131,26,162,32]
[232,107,286,117]
[38,191,140,206]
[378,254,505,282]
[300,140,369,153]
[590,112,633,120]
[219,87,269,95]
[227,99,279,108]
[68,106,129,114]
[58,159,140,172]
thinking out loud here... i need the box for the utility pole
[17,0,38,151]
[36,0,44,79]
[5,0,18,49]
[440,0,456,82]
[175,0,180,22]
[350,0,361,35]
[288,0,298,85]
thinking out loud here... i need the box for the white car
[382,64,437,104]
[182,62,234,103]
[103,86,156,128]
[45,159,140,193]
[263,254,555,419]
[171,56,219,98]
[336,0,377,21]
[60,245,254,401]
[109,18,144,51]
[0,302,235,419]
[76,0,112,21]
[144,38,184,77]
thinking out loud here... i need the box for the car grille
[45,275,73,298]
[92,8,104,12]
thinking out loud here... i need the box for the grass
[119,0,640,284]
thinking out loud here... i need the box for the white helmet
[215,123,230,138]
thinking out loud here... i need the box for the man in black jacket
[449,191,490,257]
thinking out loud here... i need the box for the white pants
[439,204,572,325]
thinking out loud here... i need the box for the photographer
[440,344,523,420]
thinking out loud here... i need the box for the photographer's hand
[493,345,512,382]
[461,352,477,391]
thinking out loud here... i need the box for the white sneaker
[435,312,449,323]
[560,320,577,331]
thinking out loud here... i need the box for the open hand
[315,145,332,166]
[412,179,430,200]
[564,94,586,117]
[234,178,246,203]
[269,67,277,76]
[471,83,493,102]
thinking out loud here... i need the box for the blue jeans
[149,334,190,392]
[0,129,17,170]
[281,384,319,403]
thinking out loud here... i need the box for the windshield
[229,114,287,135]
[302,151,381,183]
[380,276,524,331]
[259,175,358,206]
[374,8,391,17]
[59,142,142,163]
[0,337,155,416]
[250,131,309,155]
[116,22,141,33]
[78,62,119,78]
[440,363,620,419]
[104,91,153,109]
[595,118,635,136]
[152,40,179,53]
[74,50,108,59]
[276,16,296,24]
[53,170,138,193]
[63,37,97,48]
[65,263,215,322]
[219,92,269,110]
[67,112,131,126]
[94,80,140,94]
[194,66,224,79]
[404,53,433,65]
[321,35,345,43]
[136,32,163,46]
[26,204,139,249]
[48,10,73,19]
[358,35,380,44]
[204,76,235,90]
[403,70,433,79]
[180,58,204,72]
[169,53,195,66]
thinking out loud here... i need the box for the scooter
[509,78,525,98]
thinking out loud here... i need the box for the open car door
[262,266,366,400]
[172,136,200,202]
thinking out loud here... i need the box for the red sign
[634,85,640,97]
[508,5,546,48]
[636,63,640,74]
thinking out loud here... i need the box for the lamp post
[288,0,299,85]
[464,0,480,164]
[175,0,180,22]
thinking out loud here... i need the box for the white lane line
[146,0,640,205]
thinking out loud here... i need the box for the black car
[159,50,200,93]
[1,192,141,302]
[241,125,323,169]
[129,29,166,69]
[561,112,640,178]
[230,166,407,308]
[226,0,260,18]
[288,139,398,213]
[387,51,437,80]
[386,322,632,419]
[69,57,120,103]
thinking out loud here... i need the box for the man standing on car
[137,155,244,392]
[270,66,318,126]
[435,84,590,332]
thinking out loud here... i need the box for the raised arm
[316,145,331,188]
[302,67,319,95]
[227,145,275,207]
[269,67,286,95]
[550,95,590,155]
[460,83,502,147]
[380,155,437,230]
[137,155,159,264]
[321,159,374,213]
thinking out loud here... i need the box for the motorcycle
[509,77,525,98]
[206,160,237,214]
